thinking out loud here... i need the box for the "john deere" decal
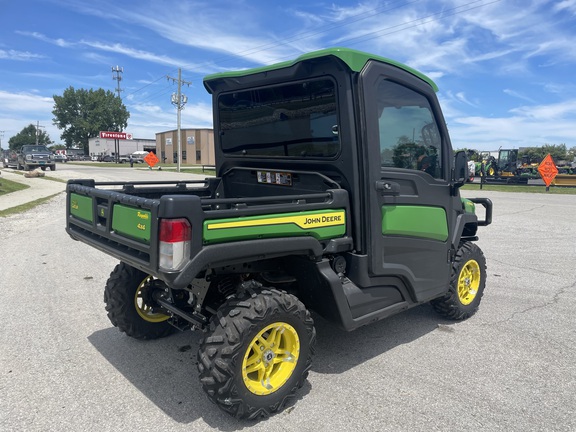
[204,209,346,244]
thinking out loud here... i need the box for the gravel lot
[1,172,575,432]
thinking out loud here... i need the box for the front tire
[104,262,175,340]
[198,285,316,420]
[432,241,486,320]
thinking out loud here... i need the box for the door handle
[375,180,400,196]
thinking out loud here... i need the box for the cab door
[359,61,459,302]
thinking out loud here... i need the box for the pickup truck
[66,47,492,420]
[17,144,56,171]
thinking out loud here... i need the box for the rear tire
[104,262,175,340]
[432,241,486,320]
[198,285,316,420]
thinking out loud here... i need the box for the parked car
[54,154,68,163]
[99,155,114,162]
[2,150,19,168]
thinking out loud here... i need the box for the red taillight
[159,218,191,271]
[159,218,191,243]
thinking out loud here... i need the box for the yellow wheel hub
[242,322,300,395]
[457,259,481,305]
[134,276,170,323]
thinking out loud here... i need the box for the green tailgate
[112,204,151,243]
[204,209,346,244]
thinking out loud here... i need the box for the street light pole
[168,68,190,173]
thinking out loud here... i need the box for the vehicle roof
[203,47,438,92]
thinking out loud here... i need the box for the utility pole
[0,130,4,151]
[112,66,123,162]
[35,121,45,145]
[168,69,191,172]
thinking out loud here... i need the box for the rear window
[218,79,339,158]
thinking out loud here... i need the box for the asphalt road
[1,165,575,431]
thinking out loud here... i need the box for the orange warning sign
[537,153,558,187]
[144,151,159,167]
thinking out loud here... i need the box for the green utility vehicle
[66,48,492,420]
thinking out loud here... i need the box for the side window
[377,79,443,178]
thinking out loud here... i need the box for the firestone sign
[99,131,133,140]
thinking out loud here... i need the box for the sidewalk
[0,169,65,211]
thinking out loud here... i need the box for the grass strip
[0,193,62,217]
[0,176,30,195]
[462,183,576,194]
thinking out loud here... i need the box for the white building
[88,137,156,157]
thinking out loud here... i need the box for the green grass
[0,193,61,217]
[462,183,576,194]
[0,176,29,196]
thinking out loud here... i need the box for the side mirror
[453,150,468,190]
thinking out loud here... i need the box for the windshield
[218,78,339,158]
[23,146,50,153]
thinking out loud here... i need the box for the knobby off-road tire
[198,287,316,420]
[432,241,486,320]
[104,262,175,340]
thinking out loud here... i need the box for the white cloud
[16,31,74,48]
[510,100,576,120]
[553,0,576,13]
[0,90,53,112]
[448,99,576,150]
[0,49,44,61]
[503,89,536,104]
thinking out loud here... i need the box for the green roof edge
[203,47,438,92]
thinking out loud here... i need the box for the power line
[178,0,502,80]
[125,0,503,101]
[124,72,174,99]
[181,0,422,73]
[335,0,504,47]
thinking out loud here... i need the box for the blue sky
[1,0,575,152]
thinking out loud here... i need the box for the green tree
[8,124,53,150]
[519,144,568,164]
[52,87,129,153]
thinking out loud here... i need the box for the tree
[519,144,568,164]
[8,124,53,150]
[52,87,129,153]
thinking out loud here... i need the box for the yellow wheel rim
[134,276,170,323]
[457,259,481,306]
[242,322,300,396]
